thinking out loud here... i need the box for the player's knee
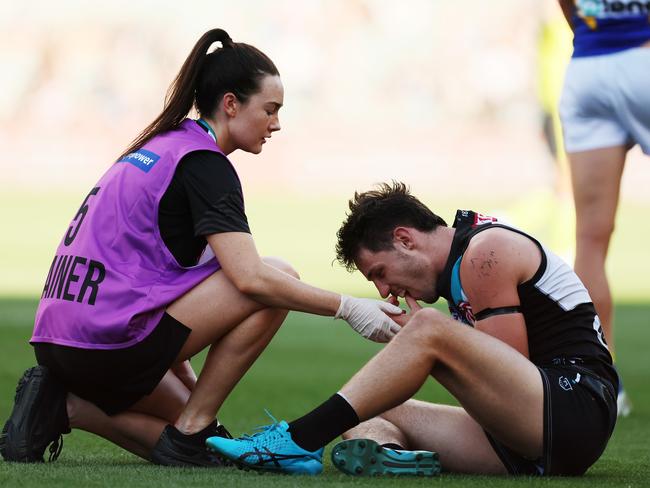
[408,308,443,328]
[400,308,447,347]
[401,308,445,341]
[576,220,615,246]
[263,256,300,280]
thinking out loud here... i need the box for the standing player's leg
[569,146,626,355]
[568,146,631,416]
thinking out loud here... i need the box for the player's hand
[405,293,423,313]
[389,293,423,327]
[387,294,408,327]
[335,295,403,342]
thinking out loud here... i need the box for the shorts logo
[559,376,573,391]
[118,149,161,173]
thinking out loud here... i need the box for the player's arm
[460,228,541,358]
[557,0,575,30]
[207,231,340,315]
[207,232,402,344]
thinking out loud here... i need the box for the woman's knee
[262,256,300,280]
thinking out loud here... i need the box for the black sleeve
[177,150,250,236]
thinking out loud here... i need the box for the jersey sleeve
[177,150,251,236]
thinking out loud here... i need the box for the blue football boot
[206,413,323,475]
[331,438,440,476]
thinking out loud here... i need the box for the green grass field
[2,189,650,300]
[1,190,649,485]
[0,298,648,487]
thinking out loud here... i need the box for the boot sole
[331,438,440,476]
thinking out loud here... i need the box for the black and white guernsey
[436,210,617,385]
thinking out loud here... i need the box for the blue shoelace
[239,409,284,442]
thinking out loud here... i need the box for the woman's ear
[222,92,239,117]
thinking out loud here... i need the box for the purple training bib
[31,119,229,349]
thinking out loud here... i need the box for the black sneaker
[151,420,232,467]
[0,365,71,463]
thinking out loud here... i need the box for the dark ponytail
[119,28,278,158]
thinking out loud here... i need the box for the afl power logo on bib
[118,149,161,173]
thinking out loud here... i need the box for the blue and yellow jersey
[572,0,650,57]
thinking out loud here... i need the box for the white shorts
[559,47,650,155]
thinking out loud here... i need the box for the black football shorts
[485,363,617,476]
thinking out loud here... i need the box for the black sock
[288,393,360,451]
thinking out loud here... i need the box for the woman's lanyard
[197,118,217,144]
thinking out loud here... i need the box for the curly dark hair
[335,182,447,271]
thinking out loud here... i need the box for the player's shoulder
[462,227,539,283]
[465,226,525,256]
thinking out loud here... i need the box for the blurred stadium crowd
[0,0,648,200]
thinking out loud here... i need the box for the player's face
[356,245,439,304]
[230,74,283,154]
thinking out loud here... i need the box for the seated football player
[206,182,618,477]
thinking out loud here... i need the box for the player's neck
[429,226,456,276]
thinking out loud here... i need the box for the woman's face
[229,74,283,154]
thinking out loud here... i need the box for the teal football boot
[206,413,323,475]
[331,438,440,476]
